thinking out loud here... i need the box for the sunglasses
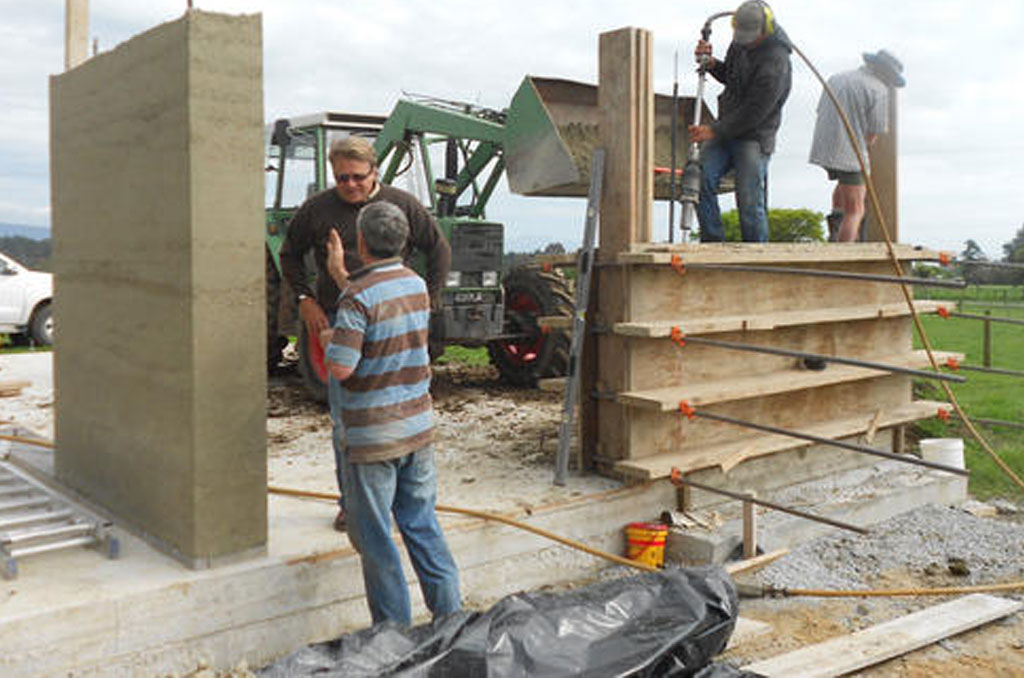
[335,171,373,184]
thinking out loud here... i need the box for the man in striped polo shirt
[322,201,461,626]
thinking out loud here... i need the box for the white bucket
[919,438,965,470]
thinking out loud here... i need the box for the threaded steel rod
[947,311,1024,327]
[679,335,966,383]
[680,262,968,289]
[669,474,868,534]
[682,408,969,476]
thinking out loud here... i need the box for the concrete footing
[666,459,967,566]
[0,440,677,677]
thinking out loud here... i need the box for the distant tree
[711,208,825,242]
[960,239,986,262]
[1002,223,1024,263]
[0,237,51,271]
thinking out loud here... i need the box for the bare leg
[834,184,867,242]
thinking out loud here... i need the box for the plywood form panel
[625,317,917,392]
[627,261,911,324]
[614,300,946,338]
[614,401,942,481]
[625,375,915,460]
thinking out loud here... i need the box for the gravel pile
[755,503,1024,591]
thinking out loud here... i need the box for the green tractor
[264,78,592,401]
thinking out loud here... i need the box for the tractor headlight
[445,271,462,288]
[482,271,499,287]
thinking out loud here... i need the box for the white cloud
[1,0,1022,257]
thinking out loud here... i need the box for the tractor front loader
[264,77,710,402]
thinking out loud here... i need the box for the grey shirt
[809,67,889,174]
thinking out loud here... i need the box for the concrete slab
[0,438,677,677]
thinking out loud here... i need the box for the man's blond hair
[328,135,378,167]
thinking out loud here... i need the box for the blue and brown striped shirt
[326,259,434,464]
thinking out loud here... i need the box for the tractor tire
[30,304,53,346]
[266,247,288,371]
[488,267,573,387]
[297,321,328,404]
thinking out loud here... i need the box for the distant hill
[0,224,51,271]
[0,222,50,240]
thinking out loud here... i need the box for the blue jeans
[328,374,346,509]
[697,138,770,242]
[339,445,462,626]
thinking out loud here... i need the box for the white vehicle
[0,251,53,346]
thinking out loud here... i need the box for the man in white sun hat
[810,50,906,242]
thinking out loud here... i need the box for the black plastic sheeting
[260,566,760,677]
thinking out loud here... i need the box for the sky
[2,1,1023,258]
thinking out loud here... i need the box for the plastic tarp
[260,566,747,677]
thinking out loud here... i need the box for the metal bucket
[504,75,716,199]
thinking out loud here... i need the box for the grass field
[913,287,1024,501]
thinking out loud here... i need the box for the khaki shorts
[826,168,865,186]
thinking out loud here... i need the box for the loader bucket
[504,75,716,199]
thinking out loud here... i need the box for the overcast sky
[2,1,1023,257]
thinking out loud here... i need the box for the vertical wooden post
[65,0,89,70]
[597,27,654,257]
[583,27,654,467]
[983,311,992,367]
[742,496,757,559]
[864,86,898,243]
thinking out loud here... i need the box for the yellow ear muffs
[731,1,776,37]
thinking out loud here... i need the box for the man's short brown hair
[329,135,378,168]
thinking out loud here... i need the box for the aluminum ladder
[554,147,604,485]
[0,445,119,579]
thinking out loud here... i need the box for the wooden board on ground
[742,593,1023,678]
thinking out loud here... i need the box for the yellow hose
[0,432,54,449]
[779,580,1024,598]
[268,484,657,572]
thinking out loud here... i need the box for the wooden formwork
[580,29,947,484]
[584,242,953,480]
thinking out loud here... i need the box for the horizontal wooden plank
[619,242,943,265]
[618,350,960,412]
[614,301,948,338]
[613,400,951,479]
[742,594,1022,678]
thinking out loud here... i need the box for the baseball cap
[732,1,767,45]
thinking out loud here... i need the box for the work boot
[333,508,347,532]
[826,211,843,242]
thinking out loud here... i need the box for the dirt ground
[725,576,1024,676]
[3,353,1023,676]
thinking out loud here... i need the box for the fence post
[983,310,992,368]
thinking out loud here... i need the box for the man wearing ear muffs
[689,0,792,243]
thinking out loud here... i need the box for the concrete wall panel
[50,11,266,565]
